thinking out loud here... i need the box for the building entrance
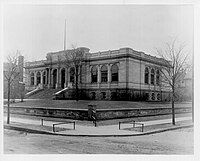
[52,69,57,89]
[61,68,65,89]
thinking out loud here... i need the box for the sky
[3,4,193,62]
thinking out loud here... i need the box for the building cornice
[25,47,169,69]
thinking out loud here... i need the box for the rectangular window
[92,75,97,83]
[101,72,107,82]
[101,92,106,99]
[111,73,118,82]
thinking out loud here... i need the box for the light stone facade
[25,47,171,101]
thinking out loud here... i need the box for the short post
[73,122,75,130]
[133,121,135,128]
[41,119,44,126]
[53,124,55,133]
[141,124,144,132]
[119,122,121,130]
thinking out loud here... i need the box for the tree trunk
[7,81,10,124]
[172,87,175,125]
[20,84,24,102]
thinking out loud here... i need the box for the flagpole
[64,19,66,50]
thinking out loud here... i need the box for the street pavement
[4,115,193,136]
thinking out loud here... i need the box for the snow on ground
[4,127,193,154]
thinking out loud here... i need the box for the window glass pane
[101,65,108,82]
[91,66,97,83]
[152,93,155,100]
[156,70,160,85]
[111,64,118,82]
[157,93,161,100]
[30,73,34,85]
[151,69,155,85]
[36,72,41,85]
[145,67,149,84]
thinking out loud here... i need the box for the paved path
[4,116,192,136]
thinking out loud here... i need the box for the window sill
[111,82,118,84]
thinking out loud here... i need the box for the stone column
[59,68,62,88]
[155,69,157,86]
[51,69,54,88]
[149,68,151,85]
[40,71,44,89]
[97,65,101,88]
[65,67,68,88]
[40,71,43,85]
[34,71,37,86]
[47,68,51,88]
[56,68,59,89]
[29,71,31,86]
[45,70,48,85]
[107,64,111,88]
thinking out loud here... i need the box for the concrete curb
[4,124,193,137]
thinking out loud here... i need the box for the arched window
[111,64,118,82]
[157,93,161,101]
[151,93,155,100]
[70,67,75,83]
[101,65,108,82]
[151,69,155,85]
[101,92,106,100]
[91,66,97,83]
[36,72,41,85]
[145,93,149,101]
[52,69,57,89]
[144,67,149,84]
[156,70,160,85]
[30,72,34,85]
[90,92,96,100]
[43,71,46,85]
[61,68,65,89]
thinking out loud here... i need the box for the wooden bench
[119,120,144,132]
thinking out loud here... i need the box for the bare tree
[4,51,21,124]
[64,46,89,101]
[155,39,190,125]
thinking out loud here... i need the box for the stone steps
[27,88,61,99]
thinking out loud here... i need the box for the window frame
[151,68,155,85]
[30,72,34,85]
[111,64,119,82]
[144,67,149,84]
[91,66,98,83]
[101,65,108,83]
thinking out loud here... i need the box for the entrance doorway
[61,68,65,89]
[52,69,57,89]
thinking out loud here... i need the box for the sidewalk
[4,115,193,137]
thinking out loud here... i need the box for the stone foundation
[55,88,170,102]
[4,106,191,121]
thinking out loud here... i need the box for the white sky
[3,4,193,61]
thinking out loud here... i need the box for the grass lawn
[4,99,192,109]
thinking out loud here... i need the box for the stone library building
[25,47,170,101]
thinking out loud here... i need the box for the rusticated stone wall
[4,106,191,121]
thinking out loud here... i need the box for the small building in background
[176,68,192,101]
